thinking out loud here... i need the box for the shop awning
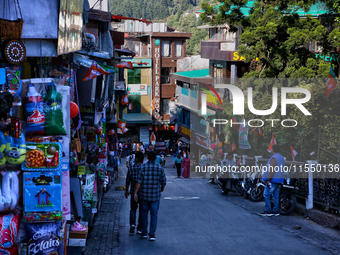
[179,137,191,145]
[122,113,152,124]
[115,48,135,56]
[196,109,216,117]
[170,68,213,84]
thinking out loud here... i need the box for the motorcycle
[242,172,266,202]
[271,183,298,215]
[216,169,244,196]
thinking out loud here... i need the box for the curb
[294,203,340,229]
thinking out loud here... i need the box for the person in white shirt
[140,143,145,154]
[132,142,136,152]
[126,152,135,168]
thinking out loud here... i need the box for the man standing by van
[260,144,285,217]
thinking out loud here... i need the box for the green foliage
[201,0,340,162]
[110,0,200,20]
[168,13,209,55]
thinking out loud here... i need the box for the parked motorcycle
[271,183,298,215]
[242,172,266,202]
[216,170,244,196]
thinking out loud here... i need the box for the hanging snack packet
[43,83,66,135]
[24,221,63,255]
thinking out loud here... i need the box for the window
[127,69,141,84]
[161,67,171,84]
[161,98,170,115]
[161,41,170,57]
[209,28,224,40]
[175,41,182,57]
[213,63,225,84]
[181,87,189,96]
[191,90,197,99]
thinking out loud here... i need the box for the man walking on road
[261,144,285,217]
[134,151,166,241]
[125,152,144,234]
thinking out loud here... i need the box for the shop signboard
[140,126,149,145]
[80,104,95,126]
[177,125,190,139]
[152,38,161,119]
[128,84,148,95]
[196,135,208,149]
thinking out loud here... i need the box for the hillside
[109,0,200,20]
[167,11,208,55]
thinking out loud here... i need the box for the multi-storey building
[113,21,191,142]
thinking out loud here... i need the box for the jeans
[130,196,141,230]
[264,182,280,213]
[140,199,160,236]
[175,163,182,177]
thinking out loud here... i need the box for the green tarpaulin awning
[122,113,152,124]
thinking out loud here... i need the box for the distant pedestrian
[140,142,145,154]
[136,142,140,152]
[260,144,285,217]
[182,153,190,178]
[173,154,183,178]
[219,153,235,194]
[132,142,136,153]
[134,151,166,241]
[125,152,144,234]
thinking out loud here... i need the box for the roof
[151,32,191,39]
[173,69,209,78]
[122,113,152,124]
[115,48,135,56]
[170,69,212,84]
[196,109,216,117]
[198,1,330,17]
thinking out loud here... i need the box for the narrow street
[109,158,340,255]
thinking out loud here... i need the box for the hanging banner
[238,123,251,149]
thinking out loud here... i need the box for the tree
[201,0,340,163]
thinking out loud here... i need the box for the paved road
[116,157,339,255]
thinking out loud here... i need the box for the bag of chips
[0,214,20,254]
[25,221,63,255]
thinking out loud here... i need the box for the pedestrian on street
[219,153,235,195]
[173,153,183,178]
[132,142,136,153]
[119,141,123,156]
[126,151,135,169]
[136,142,140,152]
[260,144,285,217]
[182,153,190,178]
[125,152,145,234]
[140,142,145,154]
[134,151,166,241]
[128,141,132,156]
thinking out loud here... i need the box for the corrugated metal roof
[199,1,330,17]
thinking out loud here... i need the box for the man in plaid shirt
[125,152,144,234]
[134,151,166,241]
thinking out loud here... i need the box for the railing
[224,154,340,212]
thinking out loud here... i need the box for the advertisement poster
[238,123,251,149]
[140,126,149,145]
